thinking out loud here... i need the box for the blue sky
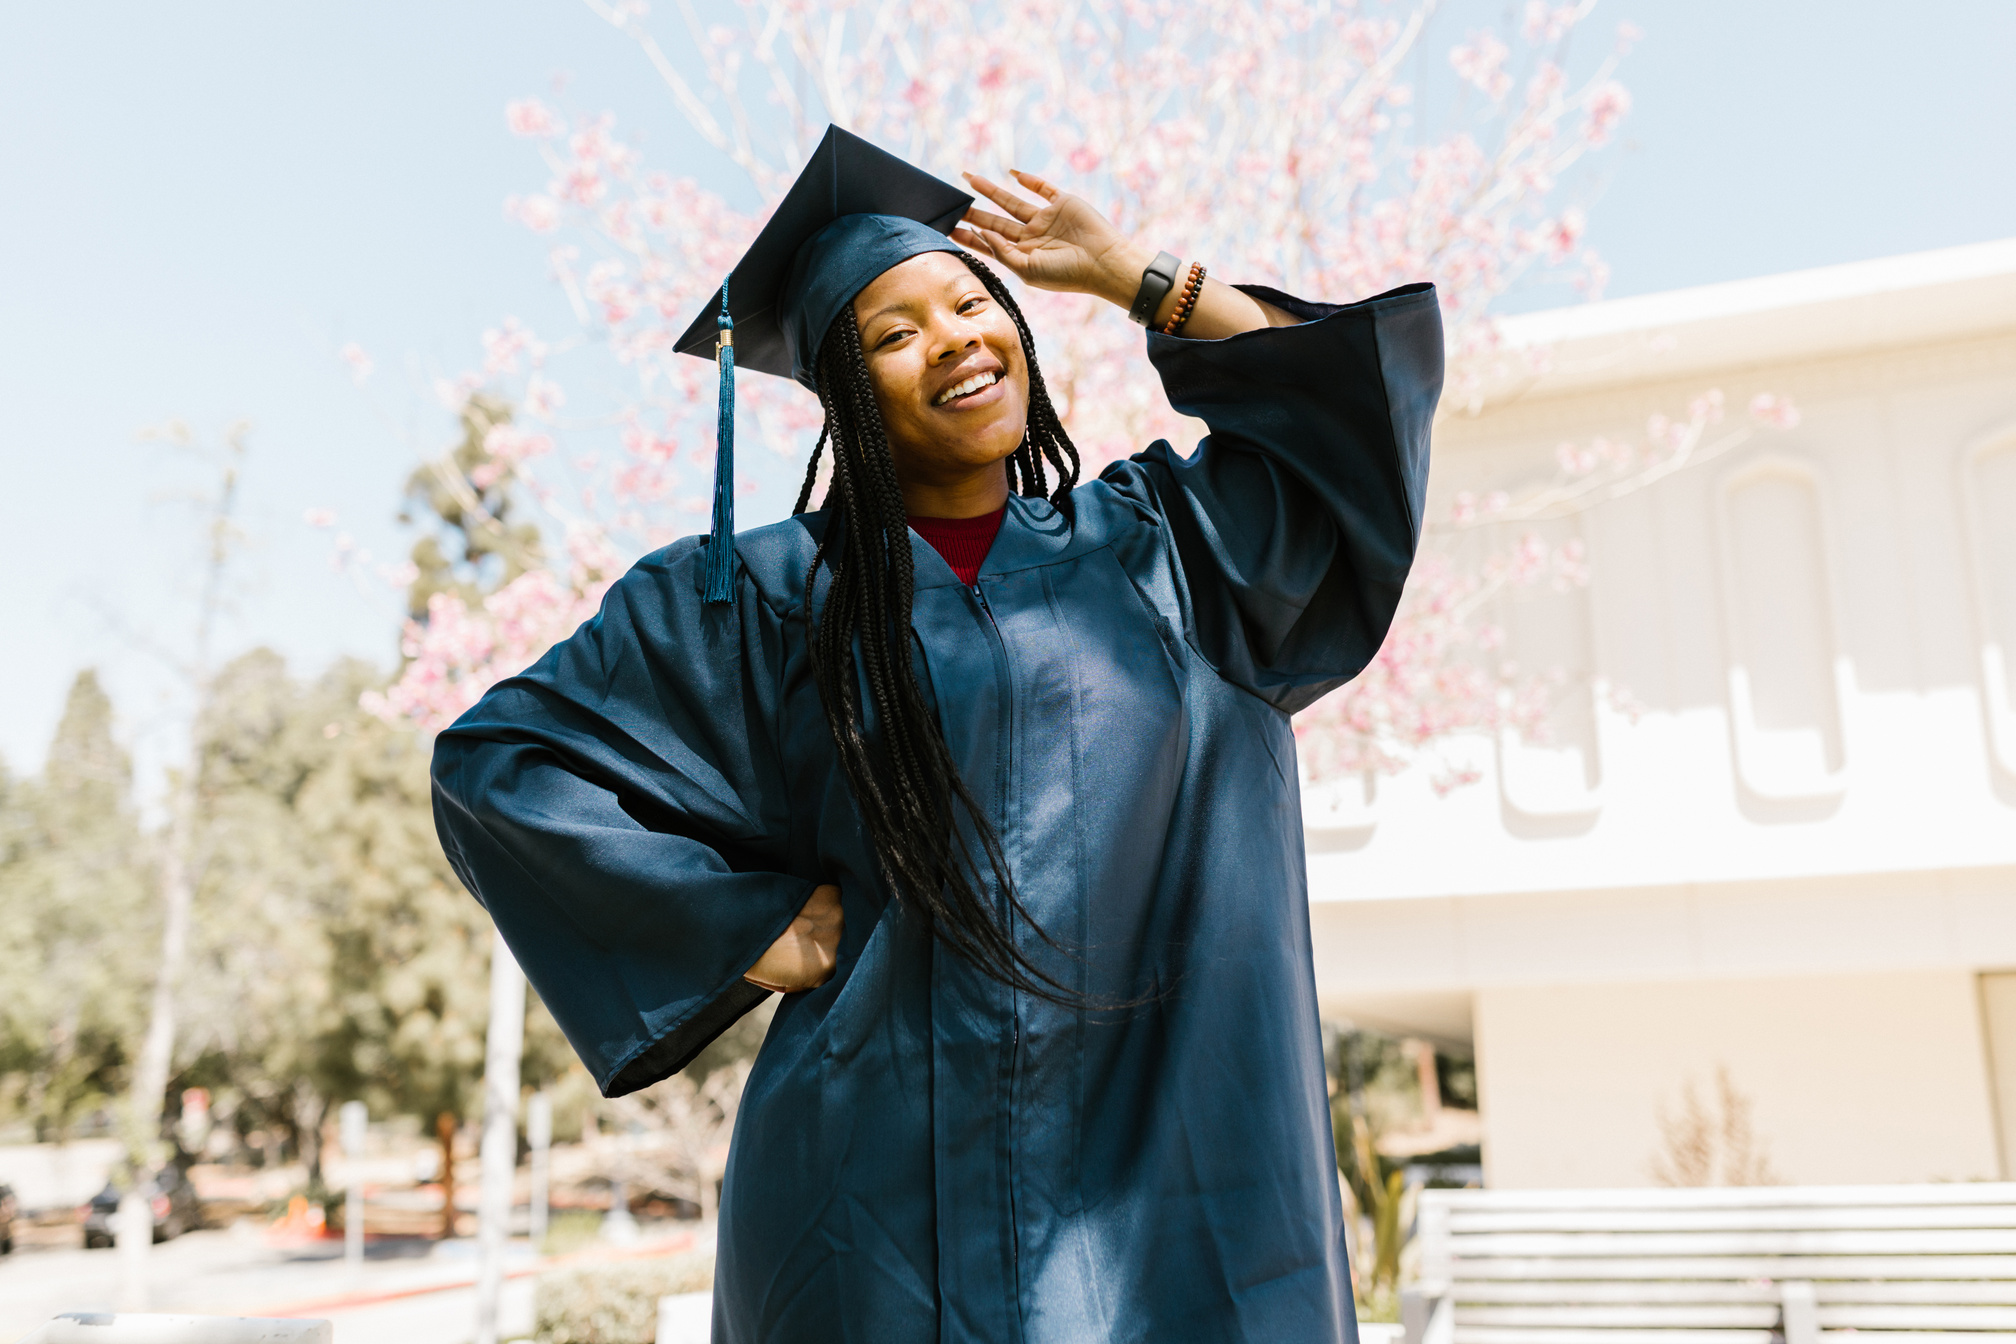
[2,0,2012,787]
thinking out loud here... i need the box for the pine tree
[0,672,154,1139]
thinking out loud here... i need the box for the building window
[1964,432,2016,777]
[1496,517,1603,828]
[1717,461,1848,800]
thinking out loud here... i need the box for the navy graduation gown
[432,283,1442,1344]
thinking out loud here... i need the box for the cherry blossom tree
[360,0,1789,788]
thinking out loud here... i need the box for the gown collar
[909,491,1089,590]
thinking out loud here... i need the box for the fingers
[964,226,1031,278]
[962,170,1039,223]
[745,884,844,993]
[1009,168,1059,201]
[949,225,996,257]
[960,203,1026,240]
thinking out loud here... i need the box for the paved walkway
[0,1222,690,1343]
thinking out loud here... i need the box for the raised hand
[744,883,843,994]
[951,169,1147,306]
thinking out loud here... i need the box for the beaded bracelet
[1161,261,1206,336]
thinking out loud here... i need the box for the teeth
[934,371,998,406]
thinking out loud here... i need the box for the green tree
[0,672,155,1139]
[176,648,573,1233]
[401,393,544,622]
[174,650,361,1183]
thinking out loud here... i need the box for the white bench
[1403,1182,2016,1344]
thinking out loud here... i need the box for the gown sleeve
[429,543,814,1097]
[1101,282,1443,714]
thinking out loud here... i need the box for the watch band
[1128,251,1182,326]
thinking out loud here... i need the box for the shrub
[533,1248,715,1344]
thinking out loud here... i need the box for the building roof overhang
[1478,236,2016,407]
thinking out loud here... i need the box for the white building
[1307,238,2016,1188]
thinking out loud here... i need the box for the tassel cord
[705,278,737,604]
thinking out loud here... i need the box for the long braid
[795,260,1087,1002]
[791,423,830,515]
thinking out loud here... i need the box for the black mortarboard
[677,126,973,603]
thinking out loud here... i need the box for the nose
[932,315,983,365]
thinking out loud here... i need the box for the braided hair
[792,251,1082,1001]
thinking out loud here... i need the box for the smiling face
[850,251,1028,514]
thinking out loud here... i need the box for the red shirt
[909,506,1005,587]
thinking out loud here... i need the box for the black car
[0,1182,16,1254]
[80,1167,200,1249]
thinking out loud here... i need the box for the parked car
[0,1182,16,1253]
[81,1167,200,1248]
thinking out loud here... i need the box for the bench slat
[1451,1206,2016,1234]
[1452,1304,2016,1331]
[1451,1254,2016,1280]
[1815,1334,2016,1343]
[1451,1229,2016,1257]
[1817,1281,2016,1305]
[1818,1304,2016,1329]
[1456,1306,1780,1327]
[1451,1283,1777,1305]
[1452,1328,1775,1344]
[1426,1184,2016,1212]
[1451,1280,2016,1305]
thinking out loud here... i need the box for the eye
[958,295,988,314]
[875,326,913,349]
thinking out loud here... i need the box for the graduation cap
[677,125,974,602]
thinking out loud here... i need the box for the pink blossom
[1523,2,1578,43]
[1449,34,1511,100]
[523,376,565,419]
[1750,392,1802,429]
[481,317,546,376]
[505,98,560,137]
[1584,80,1632,146]
[559,164,607,207]
[483,423,555,464]
[505,194,561,234]
[1556,440,1598,475]
[304,507,338,528]
[1543,207,1586,263]
[1526,61,1567,106]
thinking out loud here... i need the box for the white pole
[602,1176,637,1244]
[527,1091,552,1253]
[114,1189,150,1312]
[340,1101,368,1273]
[474,930,526,1344]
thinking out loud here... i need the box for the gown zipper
[970,578,1024,1319]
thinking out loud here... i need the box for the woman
[433,126,1441,1343]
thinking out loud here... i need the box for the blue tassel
[704,277,736,604]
